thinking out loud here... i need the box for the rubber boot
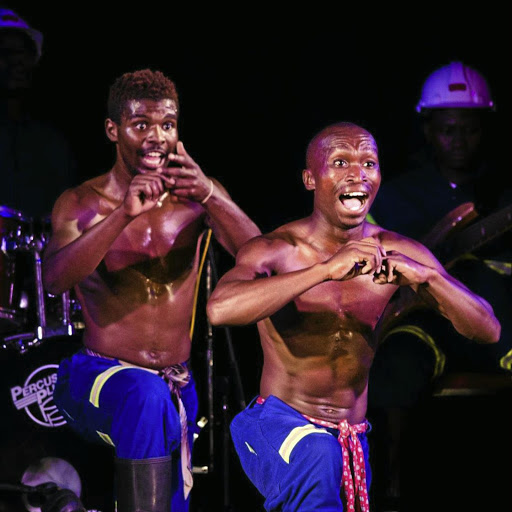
[115,455,172,512]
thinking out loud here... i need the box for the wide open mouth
[338,191,369,211]
[139,150,166,170]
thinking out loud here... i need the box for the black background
[12,5,512,234]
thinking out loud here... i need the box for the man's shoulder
[375,224,424,251]
[52,172,111,216]
[239,220,305,254]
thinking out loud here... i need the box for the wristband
[201,179,214,205]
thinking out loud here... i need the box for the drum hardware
[2,331,44,354]
[0,205,34,330]
[31,243,79,340]
[0,481,86,512]
[1,236,79,352]
[192,416,209,474]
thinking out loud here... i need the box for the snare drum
[0,206,33,332]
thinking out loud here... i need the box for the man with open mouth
[41,68,260,512]
[206,121,500,512]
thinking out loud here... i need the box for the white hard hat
[415,61,494,112]
[0,7,43,61]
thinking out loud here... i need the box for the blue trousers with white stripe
[230,395,371,511]
[54,349,199,512]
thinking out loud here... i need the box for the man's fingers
[176,140,186,156]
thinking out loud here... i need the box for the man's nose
[346,166,367,181]
[450,128,469,148]
[147,125,165,142]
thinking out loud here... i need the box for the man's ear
[302,169,315,190]
[105,118,118,142]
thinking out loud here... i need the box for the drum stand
[1,232,77,354]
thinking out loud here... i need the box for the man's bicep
[45,192,84,256]
[218,237,276,284]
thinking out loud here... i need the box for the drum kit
[0,205,84,353]
[0,205,114,512]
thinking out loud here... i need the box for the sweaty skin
[42,98,260,369]
[207,122,500,425]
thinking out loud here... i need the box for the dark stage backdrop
[11,5,511,233]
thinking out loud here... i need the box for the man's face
[303,125,381,229]
[425,109,483,172]
[107,98,179,174]
[0,30,37,90]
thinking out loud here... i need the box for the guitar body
[420,202,477,251]
[378,201,512,339]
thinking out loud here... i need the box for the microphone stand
[204,244,247,511]
[205,259,215,475]
[207,244,246,411]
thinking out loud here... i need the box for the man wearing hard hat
[367,61,512,510]
[0,6,77,219]
[0,8,84,512]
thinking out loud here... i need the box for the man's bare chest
[101,208,204,272]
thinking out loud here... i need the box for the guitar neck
[436,203,512,265]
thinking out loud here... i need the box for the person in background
[42,68,261,512]
[0,6,79,343]
[0,5,77,219]
[206,121,499,512]
[367,61,512,510]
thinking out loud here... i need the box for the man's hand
[123,167,174,216]
[162,141,215,204]
[372,250,431,287]
[326,237,386,281]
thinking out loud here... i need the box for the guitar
[428,201,512,268]
[378,201,512,335]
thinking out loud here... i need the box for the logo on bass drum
[10,364,66,427]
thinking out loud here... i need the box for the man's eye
[364,161,376,168]
[334,159,347,167]
[163,122,174,131]
[135,122,147,130]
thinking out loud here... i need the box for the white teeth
[343,192,366,197]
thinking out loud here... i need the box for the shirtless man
[206,121,500,511]
[41,69,260,512]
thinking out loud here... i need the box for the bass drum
[0,335,114,512]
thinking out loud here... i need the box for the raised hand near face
[163,141,215,205]
[122,140,215,216]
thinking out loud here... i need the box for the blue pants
[230,395,372,512]
[54,350,199,512]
